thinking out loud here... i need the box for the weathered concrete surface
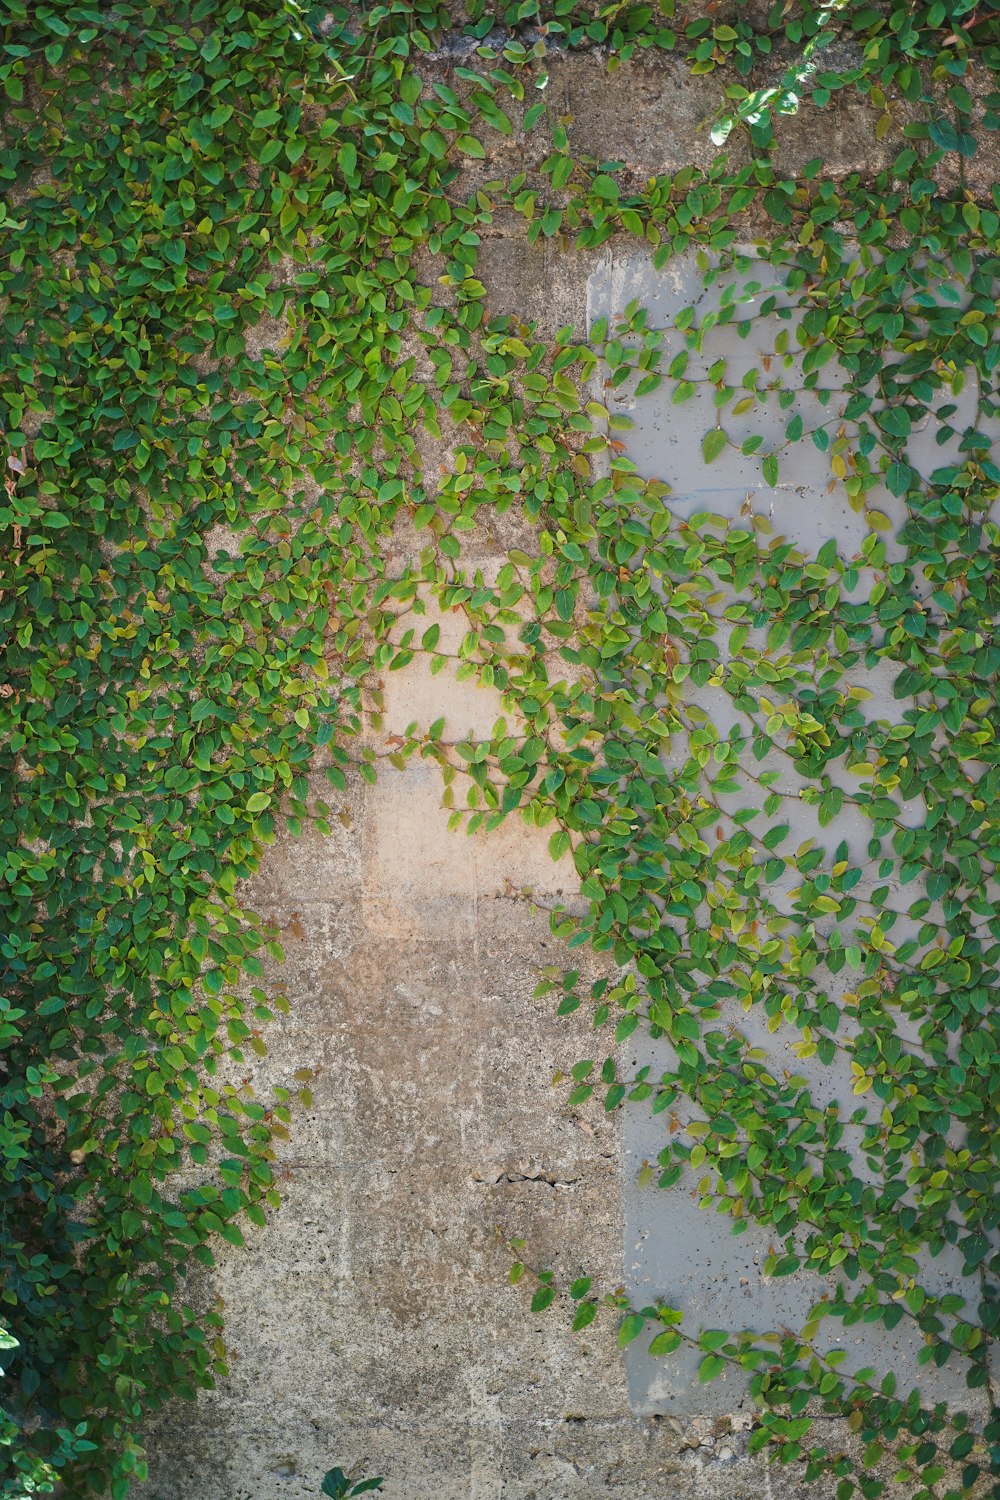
[139,531,840,1498]
[142,753,831,1499]
[431,36,1000,205]
[134,33,1000,1500]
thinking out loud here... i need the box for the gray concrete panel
[588,249,996,1420]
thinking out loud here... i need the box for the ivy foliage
[1,0,999,1497]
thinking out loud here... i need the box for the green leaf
[549,829,571,861]
[617,1314,646,1347]
[590,174,620,200]
[885,461,913,497]
[702,428,728,464]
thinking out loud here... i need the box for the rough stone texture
[139,753,695,1500]
[138,35,1000,1500]
[139,527,838,1499]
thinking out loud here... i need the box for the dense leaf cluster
[1,1,998,1498]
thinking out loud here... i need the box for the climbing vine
[0,0,998,1497]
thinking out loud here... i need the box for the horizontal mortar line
[164,1157,611,1175]
[160,1411,662,1436]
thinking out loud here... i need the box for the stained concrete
[143,753,823,1500]
[140,36,1000,1500]
[140,514,841,1499]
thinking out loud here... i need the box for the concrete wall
[141,728,810,1500]
[140,37,998,1500]
[146,444,781,1497]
